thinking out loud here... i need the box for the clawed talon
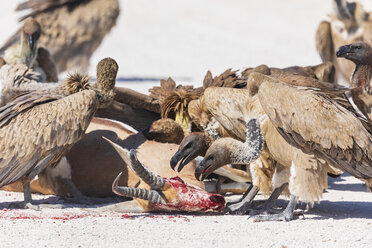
[224,202,253,215]
[249,206,283,216]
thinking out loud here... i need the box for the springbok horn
[103,137,165,189]
[112,172,163,203]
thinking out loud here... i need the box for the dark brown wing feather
[203,69,246,89]
[16,0,80,21]
[257,77,372,179]
[0,89,97,187]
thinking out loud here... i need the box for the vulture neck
[351,64,372,120]
[19,33,36,68]
[227,138,260,164]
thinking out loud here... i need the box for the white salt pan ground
[0,1,371,247]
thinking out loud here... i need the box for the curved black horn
[112,172,163,203]
[103,137,165,189]
[127,149,165,189]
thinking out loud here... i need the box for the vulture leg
[8,181,64,210]
[224,185,259,215]
[253,194,299,222]
[250,183,288,215]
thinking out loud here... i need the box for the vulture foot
[224,185,259,215]
[253,195,299,222]
[250,183,288,216]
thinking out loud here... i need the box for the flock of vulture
[0,0,371,222]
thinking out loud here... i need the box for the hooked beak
[170,148,194,172]
[194,160,212,181]
[170,150,182,171]
[336,45,352,58]
[28,35,37,52]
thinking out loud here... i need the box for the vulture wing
[315,21,334,62]
[202,87,264,141]
[257,75,372,179]
[0,89,97,187]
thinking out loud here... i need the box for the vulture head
[170,132,212,172]
[195,119,264,181]
[143,118,184,144]
[336,42,372,65]
[20,18,41,67]
[95,57,118,108]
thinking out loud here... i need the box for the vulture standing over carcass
[192,71,346,220]
[1,0,120,74]
[315,0,372,81]
[0,18,58,82]
[0,57,118,209]
[250,72,372,220]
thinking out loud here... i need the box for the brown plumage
[193,72,346,219]
[149,69,244,135]
[315,0,371,81]
[336,41,372,121]
[0,57,118,208]
[0,63,57,107]
[1,0,120,73]
[253,72,372,182]
[142,118,185,144]
[1,18,58,82]
[241,62,336,84]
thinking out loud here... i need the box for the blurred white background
[1,0,372,92]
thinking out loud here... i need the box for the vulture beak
[170,149,193,172]
[170,150,182,171]
[28,34,37,52]
[336,45,352,58]
[194,160,211,181]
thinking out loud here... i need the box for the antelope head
[105,138,225,213]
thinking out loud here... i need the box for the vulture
[170,63,340,215]
[0,57,118,209]
[192,73,346,220]
[336,41,372,121]
[315,0,372,81]
[1,0,120,73]
[1,18,58,82]
[255,72,371,220]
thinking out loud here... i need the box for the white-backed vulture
[315,0,371,81]
[336,41,372,122]
[250,72,371,220]
[193,76,346,220]
[1,0,120,73]
[1,18,58,82]
[0,57,118,209]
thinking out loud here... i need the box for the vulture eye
[208,155,214,161]
[185,142,192,149]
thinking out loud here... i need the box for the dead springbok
[1,117,249,212]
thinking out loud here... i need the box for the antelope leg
[93,200,146,213]
[60,178,98,205]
